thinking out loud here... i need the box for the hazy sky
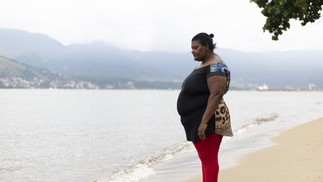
[1,0,323,52]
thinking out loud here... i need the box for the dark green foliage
[251,0,323,40]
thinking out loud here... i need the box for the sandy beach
[184,117,323,182]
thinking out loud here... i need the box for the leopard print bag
[215,99,233,137]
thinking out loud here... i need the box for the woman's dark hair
[192,32,216,50]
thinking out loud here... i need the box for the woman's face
[191,40,209,61]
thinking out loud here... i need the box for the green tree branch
[250,0,323,40]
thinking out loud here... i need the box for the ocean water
[1,89,323,182]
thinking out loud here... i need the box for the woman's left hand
[198,123,207,140]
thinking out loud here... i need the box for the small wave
[102,142,193,182]
[96,163,155,182]
[236,114,279,134]
[255,114,278,124]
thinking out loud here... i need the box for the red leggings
[193,133,223,182]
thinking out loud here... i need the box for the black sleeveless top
[177,61,230,142]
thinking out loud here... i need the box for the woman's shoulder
[208,60,229,73]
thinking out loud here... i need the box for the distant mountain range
[0,28,322,89]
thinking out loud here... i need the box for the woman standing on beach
[177,32,233,182]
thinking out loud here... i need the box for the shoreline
[184,117,323,182]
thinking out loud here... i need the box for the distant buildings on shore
[0,76,98,89]
[256,83,318,91]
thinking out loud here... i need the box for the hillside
[0,56,96,89]
[0,28,323,89]
[0,56,52,78]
